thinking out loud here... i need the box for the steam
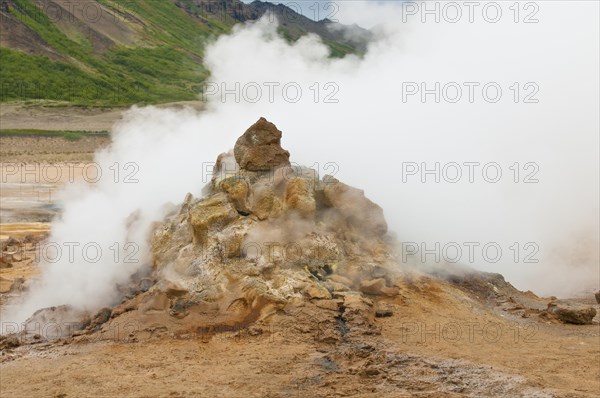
[3,1,598,325]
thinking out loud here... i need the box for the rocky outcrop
[132,118,398,340]
[188,193,238,244]
[284,177,316,218]
[0,118,396,344]
[0,235,38,270]
[233,117,290,171]
[547,302,597,325]
[218,176,251,214]
[249,181,282,220]
[0,237,21,268]
[23,305,91,339]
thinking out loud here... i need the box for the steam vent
[145,117,395,336]
[43,117,396,340]
[16,117,401,345]
[17,117,594,350]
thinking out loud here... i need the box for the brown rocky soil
[0,118,598,398]
[0,101,203,162]
[0,135,110,163]
[0,103,124,134]
[0,268,598,397]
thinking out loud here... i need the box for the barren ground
[0,102,203,133]
[1,256,598,398]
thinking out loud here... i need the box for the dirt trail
[0,103,125,132]
[0,101,204,133]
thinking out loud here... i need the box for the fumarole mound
[142,117,398,339]
[9,117,403,343]
[8,117,596,347]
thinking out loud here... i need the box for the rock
[251,187,283,220]
[328,274,354,288]
[179,193,194,215]
[284,177,316,218]
[359,278,385,295]
[234,117,290,171]
[164,282,188,298]
[218,222,249,259]
[248,326,263,336]
[304,283,332,300]
[219,176,251,214]
[322,176,387,236]
[0,335,21,349]
[128,118,405,342]
[314,299,341,311]
[151,210,195,268]
[324,281,350,292]
[305,261,334,281]
[111,296,141,318]
[363,367,380,376]
[170,298,198,318]
[5,237,22,248]
[340,293,379,336]
[10,251,25,262]
[370,265,388,279]
[595,291,600,304]
[378,286,399,296]
[359,278,399,296]
[547,302,597,325]
[0,253,13,268]
[88,308,112,330]
[297,235,341,265]
[140,292,170,313]
[188,193,238,243]
[138,278,154,293]
[23,305,91,339]
[9,277,25,293]
[249,182,282,220]
[375,309,394,318]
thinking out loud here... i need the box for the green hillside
[0,0,367,107]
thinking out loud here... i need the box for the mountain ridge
[0,0,370,106]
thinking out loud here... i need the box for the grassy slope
[2,0,222,106]
[0,129,110,141]
[1,0,357,107]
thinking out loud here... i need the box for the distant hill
[0,0,370,106]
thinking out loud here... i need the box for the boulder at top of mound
[234,117,290,171]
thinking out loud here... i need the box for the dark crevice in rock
[335,306,349,337]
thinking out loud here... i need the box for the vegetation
[1,0,360,107]
[0,129,111,140]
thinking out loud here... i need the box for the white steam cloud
[3,1,598,325]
